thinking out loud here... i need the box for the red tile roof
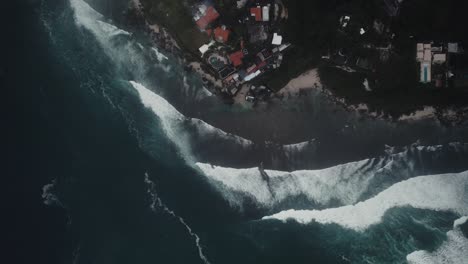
[214,27,230,43]
[229,51,244,67]
[250,7,262,22]
[196,6,220,30]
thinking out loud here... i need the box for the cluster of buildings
[192,1,290,97]
[416,42,466,88]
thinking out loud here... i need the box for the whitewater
[61,1,468,263]
[263,171,468,231]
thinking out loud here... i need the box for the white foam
[130,81,193,161]
[283,140,315,153]
[196,144,456,210]
[454,216,468,228]
[399,106,436,121]
[191,118,253,147]
[363,78,372,92]
[130,81,253,161]
[42,179,63,207]
[144,174,211,264]
[151,47,168,62]
[196,156,388,209]
[96,20,131,37]
[69,0,103,28]
[407,216,468,264]
[263,172,468,231]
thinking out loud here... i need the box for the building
[417,43,433,83]
[229,51,244,67]
[196,6,220,30]
[272,33,282,45]
[262,6,270,22]
[433,53,447,64]
[250,7,262,21]
[214,26,230,43]
[198,41,215,55]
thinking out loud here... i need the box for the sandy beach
[277,69,322,99]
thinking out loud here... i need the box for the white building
[272,33,282,45]
[262,6,270,22]
[433,54,446,64]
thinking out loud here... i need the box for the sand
[277,68,322,99]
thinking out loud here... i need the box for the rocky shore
[126,0,468,126]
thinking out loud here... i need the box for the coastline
[127,0,468,126]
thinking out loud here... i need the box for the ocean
[5,0,468,264]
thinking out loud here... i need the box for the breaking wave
[130,81,253,162]
[406,216,468,264]
[263,171,468,231]
[196,143,468,212]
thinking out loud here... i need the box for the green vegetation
[141,0,209,52]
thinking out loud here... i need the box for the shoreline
[128,0,468,126]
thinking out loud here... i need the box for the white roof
[433,53,446,63]
[199,41,215,55]
[423,49,432,62]
[272,33,282,45]
[244,70,261,81]
[262,6,270,21]
[417,51,424,60]
[417,43,424,51]
[360,28,366,35]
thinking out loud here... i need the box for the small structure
[448,43,460,53]
[433,54,447,64]
[198,41,215,55]
[417,43,433,83]
[360,28,366,35]
[196,6,220,30]
[250,7,262,21]
[262,6,270,22]
[272,33,283,45]
[416,43,424,61]
[229,51,244,67]
[214,26,230,43]
[340,16,350,28]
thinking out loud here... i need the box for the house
[448,43,461,53]
[262,6,270,22]
[214,26,230,43]
[272,33,282,45]
[198,41,215,55]
[417,43,433,83]
[196,6,220,30]
[229,51,244,67]
[250,7,262,21]
[433,54,447,64]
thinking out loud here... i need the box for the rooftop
[196,6,220,30]
[229,51,244,67]
[214,26,230,43]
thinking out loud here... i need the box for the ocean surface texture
[5,0,468,264]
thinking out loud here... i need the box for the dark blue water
[5,1,468,264]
